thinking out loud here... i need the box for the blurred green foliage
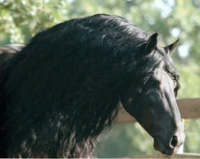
[0,0,199,157]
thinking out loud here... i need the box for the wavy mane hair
[0,14,179,158]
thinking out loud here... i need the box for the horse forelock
[132,45,177,88]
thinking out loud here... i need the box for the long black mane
[0,14,178,158]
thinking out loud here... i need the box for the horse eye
[174,83,181,97]
[148,78,160,86]
[174,89,178,97]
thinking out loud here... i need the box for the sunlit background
[0,0,199,157]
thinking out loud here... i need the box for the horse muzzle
[153,130,185,155]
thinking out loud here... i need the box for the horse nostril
[170,135,178,148]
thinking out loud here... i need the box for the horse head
[121,33,185,155]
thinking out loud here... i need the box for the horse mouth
[154,144,174,155]
[153,136,180,156]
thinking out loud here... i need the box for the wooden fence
[115,98,200,124]
[130,153,200,158]
[114,98,200,158]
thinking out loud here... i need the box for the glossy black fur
[0,14,179,158]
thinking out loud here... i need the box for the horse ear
[164,39,179,54]
[145,33,158,53]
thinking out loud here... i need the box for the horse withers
[0,14,185,157]
[0,44,24,64]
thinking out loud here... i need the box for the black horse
[0,14,185,158]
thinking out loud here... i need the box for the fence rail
[114,98,200,124]
[130,153,200,158]
[114,98,200,158]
